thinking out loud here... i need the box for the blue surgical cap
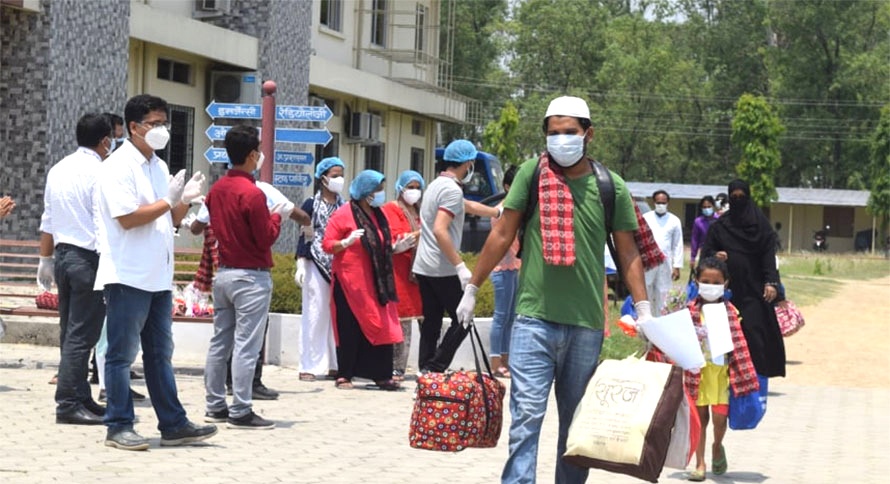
[349,169,385,201]
[395,170,425,197]
[315,157,345,179]
[443,139,477,163]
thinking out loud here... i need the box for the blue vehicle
[434,147,504,202]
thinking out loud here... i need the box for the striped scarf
[193,225,218,293]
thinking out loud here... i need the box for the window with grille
[158,105,194,175]
[365,143,385,173]
[320,0,342,31]
[314,132,340,166]
[410,148,425,178]
[157,58,192,85]
[415,4,427,52]
[371,0,387,47]
[411,118,424,136]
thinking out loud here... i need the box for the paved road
[1,343,888,484]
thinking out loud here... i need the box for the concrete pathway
[1,343,888,484]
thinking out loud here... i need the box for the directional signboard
[205,101,262,120]
[275,128,332,146]
[273,171,313,187]
[276,105,333,123]
[204,147,229,164]
[274,151,314,165]
[205,124,232,142]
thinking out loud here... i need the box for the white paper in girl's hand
[702,303,734,364]
[638,308,705,370]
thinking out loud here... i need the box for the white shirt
[195,180,288,224]
[642,210,684,269]
[94,140,175,292]
[39,147,103,251]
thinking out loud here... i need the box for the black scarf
[349,201,398,306]
[724,179,776,252]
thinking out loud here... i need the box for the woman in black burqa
[702,179,786,377]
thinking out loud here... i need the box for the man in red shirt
[202,125,292,429]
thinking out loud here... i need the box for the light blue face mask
[702,207,714,217]
[369,190,386,207]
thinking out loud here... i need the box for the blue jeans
[501,315,604,484]
[103,284,187,433]
[489,270,518,356]
[205,268,272,419]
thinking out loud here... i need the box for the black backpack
[517,159,619,272]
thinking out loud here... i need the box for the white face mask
[144,126,170,150]
[654,203,668,215]
[402,188,422,205]
[546,134,585,167]
[698,283,725,302]
[324,175,345,194]
[461,162,475,184]
[255,151,265,172]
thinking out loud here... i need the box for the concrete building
[627,182,881,254]
[0,0,469,250]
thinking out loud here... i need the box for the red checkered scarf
[647,300,760,401]
[193,225,218,293]
[538,153,576,266]
[634,204,666,271]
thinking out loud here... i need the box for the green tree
[482,101,521,167]
[731,94,785,207]
[868,105,890,240]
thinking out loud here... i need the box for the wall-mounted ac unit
[209,71,260,105]
[348,112,382,142]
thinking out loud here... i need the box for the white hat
[545,96,590,120]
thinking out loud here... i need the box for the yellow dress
[696,309,730,406]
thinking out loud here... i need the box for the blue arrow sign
[274,128,332,145]
[274,151,314,165]
[205,124,232,142]
[273,172,313,187]
[276,105,333,123]
[205,101,262,120]
[204,147,230,164]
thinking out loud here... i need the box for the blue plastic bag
[728,375,768,430]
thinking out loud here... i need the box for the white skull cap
[545,96,590,120]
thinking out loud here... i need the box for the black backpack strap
[591,160,619,276]
[516,162,541,259]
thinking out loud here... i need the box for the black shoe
[252,383,279,400]
[83,399,106,416]
[56,407,104,426]
[160,421,218,446]
[130,369,144,380]
[204,408,229,423]
[130,388,146,401]
[105,428,150,451]
[226,411,274,430]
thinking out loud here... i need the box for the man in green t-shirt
[457,96,652,483]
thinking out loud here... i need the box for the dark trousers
[416,274,465,372]
[333,282,392,381]
[54,244,105,413]
[226,317,269,388]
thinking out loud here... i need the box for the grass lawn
[779,253,890,307]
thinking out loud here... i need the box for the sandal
[495,366,512,379]
[299,372,316,382]
[374,378,402,391]
[687,469,706,482]
[334,378,353,390]
[712,444,727,475]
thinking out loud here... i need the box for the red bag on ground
[409,323,506,452]
[35,292,59,310]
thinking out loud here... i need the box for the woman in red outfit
[381,170,425,381]
[323,170,403,390]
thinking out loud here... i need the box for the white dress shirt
[642,210,685,269]
[94,140,175,292]
[39,147,103,251]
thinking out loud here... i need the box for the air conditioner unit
[309,95,326,107]
[209,71,260,105]
[349,112,370,140]
[368,113,381,142]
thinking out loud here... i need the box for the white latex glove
[181,172,205,204]
[294,258,306,288]
[341,229,365,248]
[163,169,186,207]
[189,195,205,206]
[455,262,472,290]
[392,233,418,254]
[456,283,478,327]
[270,201,295,218]
[36,256,54,291]
[179,213,197,230]
[633,300,653,342]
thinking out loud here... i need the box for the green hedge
[267,252,497,317]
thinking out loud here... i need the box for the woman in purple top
[690,195,717,267]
